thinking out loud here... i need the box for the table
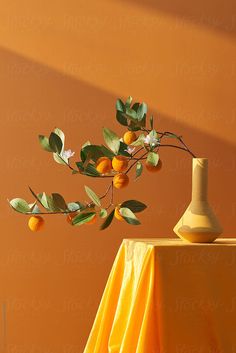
[83,238,236,353]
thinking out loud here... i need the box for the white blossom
[143,134,159,147]
[125,146,136,155]
[62,149,75,159]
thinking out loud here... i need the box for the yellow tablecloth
[84,238,236,353]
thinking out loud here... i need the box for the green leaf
[131,133,145,146]
[83,151,92,169]
[125,96,133,108]
[37,192,49,209]
[52,193,68,211]
[53,153,68,165]
[101,145,116,159]
[72,212,96,226]
[32,205,41,213]
[149,129,158,139]
[85,164,101,177]
[150,115,154,129]
[116,111,128,126]
[30,204,41,214]
[100,209,115,230]
[125,108,137,120]
[135,162,143,180]
[120,200,147,213]
[137,103,147,121]
[147,152,159,166]
[38,135,53,152]
[103,128,120,154]
[76,162,101,177]
[132,102,140,112]
[49,132,63,154]
[67,202,84,212]
[140,114,146,128]
[82,145,104,162]
[9,198,30,213]
[99,208,108,218]
[54,128,65,149]
[76,161,83,170]
[85,186,101,207]
[119,207,141,225]
[118,142,130,157]
[72,170,79,174]
[44,195,60,211]
[82,141,91,148]
[80,150,86,163]
[116,99,125,112]
[128,121,142,131]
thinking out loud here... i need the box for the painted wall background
[0,0,235,351]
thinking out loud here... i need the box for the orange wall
[0,0,236,351]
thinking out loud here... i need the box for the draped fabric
[84,238,236,353]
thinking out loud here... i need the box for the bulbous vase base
[174,228,221,243]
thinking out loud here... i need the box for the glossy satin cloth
[84,238,236,353]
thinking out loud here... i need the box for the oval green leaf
[85,186,101,207]
[137,102,147,121]
[99,208,108,218]
[147,151,159,166]
[72,212,96,226]
[54,128,65,149]
[100,209,115,230]
[38,135,53,152]
[49,132,63,154]
[116,99,125,112]
[120,200,147,213]
[9,198,30,213]
[116,111,128,126]
[135,162,143,180]
[125,96,133,108]
[52,193,68,211]
[103,128,120,154]
[119,207,141,225]
[67,202,83,212]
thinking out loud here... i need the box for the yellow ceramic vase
[173,158,223,243]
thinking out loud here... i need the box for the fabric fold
[84,238,236,353]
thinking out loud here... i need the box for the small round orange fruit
[96,157,112,174]
[66,212,78,224]
[85,213,97,225]
[113,173,129,189]
[145,159,162,172]
[28,216,44,232]
[123,131,137,145]
[112,155,129,172]
[114,207,124,221]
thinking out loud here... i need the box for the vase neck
[191,158,208,201]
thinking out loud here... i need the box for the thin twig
[157,144,196,158]
[100,183,112,200]
[24,209,80,215]
[125,151,149,174]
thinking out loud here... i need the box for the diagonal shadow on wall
[117,0,236,37]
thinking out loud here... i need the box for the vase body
[173,158,223,243]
